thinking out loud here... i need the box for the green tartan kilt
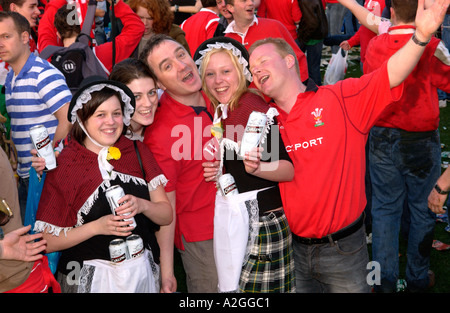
[239,211,296,293]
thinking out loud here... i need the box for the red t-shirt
[225,17,309,82]
[257,0,302,40]
[181,8,219,56]
[143,91,217,250]
[276,63,403,238]
[364,31,450,131]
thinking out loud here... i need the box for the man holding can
[248,0,449,292]
[0,11,72,221]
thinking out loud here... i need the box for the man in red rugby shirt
[140,34,218,293]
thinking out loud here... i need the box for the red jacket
[92,0,144,73]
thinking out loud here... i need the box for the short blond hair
[249,37,300,77]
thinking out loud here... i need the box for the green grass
[173,46,450,293]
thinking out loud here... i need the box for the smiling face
[204,51,240,105]
[146,39,202,102]
[11,0,40,28]
[83,95,124,153]
[249,43,285,99]
[128,77,158,132]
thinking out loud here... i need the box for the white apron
[78,249,160,293]
[213,189,261,292]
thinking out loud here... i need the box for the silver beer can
[126,234,144,258]
[218,173,239,197]
[239,111,267,157]
[29,125,57,171]
[105,185,137,228]
[109,238,129,263]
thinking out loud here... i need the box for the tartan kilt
[239,211,296,293]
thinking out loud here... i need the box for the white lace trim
[70,83,134,126]
[33,171,168,236]
[244,198,260,265]
[195,42,252,82]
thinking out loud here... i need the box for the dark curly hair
[127,0,173,34]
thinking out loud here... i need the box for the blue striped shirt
[5,54,72,178]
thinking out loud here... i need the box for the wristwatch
[411,32,430,46]
[434,184,450,195]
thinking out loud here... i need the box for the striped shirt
[5,53,72,178]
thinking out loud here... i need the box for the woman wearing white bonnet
[34,76,172,293]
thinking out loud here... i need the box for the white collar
[224,15,258,35]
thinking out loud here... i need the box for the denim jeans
[293,224,371,293]
[369,127,439,292]
[305,41,323,86]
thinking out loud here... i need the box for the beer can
[29,125,57,171]
[218,173,239,197]
[109,238,129,263]
[239,111,267,157]
[126,234,144,258]
[105,185,137,228]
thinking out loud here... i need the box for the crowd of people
[0,0,449,294]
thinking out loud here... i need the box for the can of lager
[218,173,239,197]
[239,111,267,157]
[126,234,144,258]
[105,185,137,228]
[29,125,57,171]
[109,238,129,263]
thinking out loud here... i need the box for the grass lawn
[172,46,450,293]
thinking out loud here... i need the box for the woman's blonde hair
[200,48,249,112]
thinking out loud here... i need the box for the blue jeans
[369,127,439,292]
[293,224,371,293]
[305,40,323,86]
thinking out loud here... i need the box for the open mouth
[260,75,269,85]
[138,109,152,117]
[102,128,117,135]
[182,72,193,82]
[215,86,229,93]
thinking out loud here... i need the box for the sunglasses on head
[0,198,13,226]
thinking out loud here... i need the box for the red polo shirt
[143,91,217,250]
[276,63,403,238]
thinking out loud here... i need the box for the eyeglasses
[0,198,13,226]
